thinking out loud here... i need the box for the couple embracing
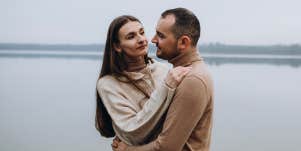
[95,7,214,151]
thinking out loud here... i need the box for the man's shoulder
[181,74,206,89]
[189,62,211,79]
[181,62,213,89]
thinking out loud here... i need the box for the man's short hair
[161,8,201,46]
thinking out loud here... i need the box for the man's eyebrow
[156,30,165,37]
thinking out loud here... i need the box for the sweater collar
[168,50,203,67]
[124,56,147,72]
[117,61,155,82]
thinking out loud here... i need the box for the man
[113,7,214,151]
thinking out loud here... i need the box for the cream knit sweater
[97,61,175,145]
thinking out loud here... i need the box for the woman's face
[115,21,148,58]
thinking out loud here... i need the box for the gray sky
[1,0,300,45]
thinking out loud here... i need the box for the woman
[95,15,190,145]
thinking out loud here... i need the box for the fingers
[114,136,121,142]
[173,66,192,80]
[173,66,191,76]
[111,141,118,148]
[111,142,118,148]
[165,66,192,88]
[111,137,121,149]
[178,67,191,75]
[178,68,190,79]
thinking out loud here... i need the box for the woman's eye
[140,31,145,35]
[127,35,134,39]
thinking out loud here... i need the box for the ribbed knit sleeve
[97,78,175,145]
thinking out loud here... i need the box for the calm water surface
[0,57,300,151]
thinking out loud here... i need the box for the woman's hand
[165,66,192,88]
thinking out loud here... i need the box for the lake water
[0,53,300,151]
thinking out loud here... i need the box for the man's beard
[156,46,180,61]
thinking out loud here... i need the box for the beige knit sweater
[125,51,214,151]
[97,61,175,145]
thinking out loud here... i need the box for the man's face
[152,15,179,60]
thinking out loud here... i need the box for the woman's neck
[124,55,147,72]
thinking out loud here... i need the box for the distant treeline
[1,43,301,55]
[198,43,301,55]
[0,43,100,51]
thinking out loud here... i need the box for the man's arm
[126,75,210,151]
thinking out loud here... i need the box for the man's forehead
[158,15,175,25]
[156,15,175,31]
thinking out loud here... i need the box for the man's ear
[113,43,122,53]
[177,35,191,51]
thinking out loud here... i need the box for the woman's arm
[97,66,190,144]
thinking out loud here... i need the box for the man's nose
[151,35,157,43]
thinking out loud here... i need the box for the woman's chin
[140,49,148,56]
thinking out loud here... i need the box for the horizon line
[0,42,300,47]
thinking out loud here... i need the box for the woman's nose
[138,35,146,43]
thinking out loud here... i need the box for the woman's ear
[113,43,122,53]
[177,35,191,51]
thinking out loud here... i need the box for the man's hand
[111,137,120,149]
[112,141,128,151]
[112,137,129,151]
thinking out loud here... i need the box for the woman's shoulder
[97,75,119,90]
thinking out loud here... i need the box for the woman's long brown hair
[95,15,153,137]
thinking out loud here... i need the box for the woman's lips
[137,45,147,50]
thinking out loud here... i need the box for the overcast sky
[1,0,300,45]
